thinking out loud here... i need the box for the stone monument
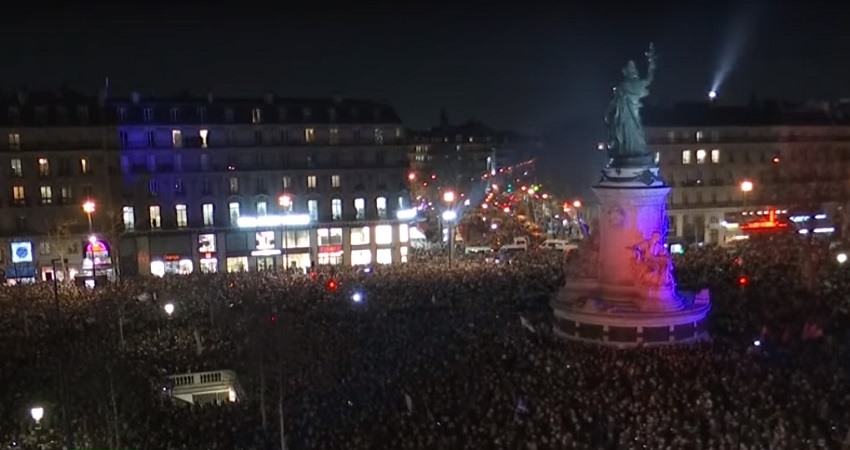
[552,44,710,346]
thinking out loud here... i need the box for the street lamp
[164,303,175,317]
[278,195,293,270]
[30,406,44,423]
[443,191,455,204]
[740,180,753,210]
[82,200,96,234]
[572,200,582,209]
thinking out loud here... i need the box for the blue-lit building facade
[113,94,416,276]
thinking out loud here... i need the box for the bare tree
[43,217,79,280]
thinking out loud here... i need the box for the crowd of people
[0,234,848,449]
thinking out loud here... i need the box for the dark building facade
[647,100,850,244]
[0,90,418,281]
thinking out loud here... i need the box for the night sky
[2,0,849,195]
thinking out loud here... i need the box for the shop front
[197,233,219,273]
[82,238,114,279]
[4,241,37,284]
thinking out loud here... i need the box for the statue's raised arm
[644,43,657,86]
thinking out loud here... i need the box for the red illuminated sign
[740,210,790,232]
[319,245,342,253]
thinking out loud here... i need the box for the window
[307,175,317,189]
[376,197,387,219]
[682,150,692,165]
[257,201,267,216]
[351,227,370,245]
[696,149,707,164]
[174,154,183,172]
[354,198,365,219]
[39,242,51,255]
[282,176,292,190]
[172,129,182,148]
[147,154,157,172]
[10,158,22,177]
[174,179,184,195]
[170,108,180,122]
[149,206,161,229]
[143,108,154,122]
[332,198,342,220]
[39,186,52,204]
[229,202,240,225]
[199,233,216,252]
[252,108,262,123]
[200,153,211,171]
[199,129,209,148]
[308,199,318,221]
[710,149,720,164]
[61,186,72,202]
[175,204,188,227]
[202,203,214,226]
[329,128,339,145]
[37,158,50,177]
[148,179,159,196]
[256,177,266,193]
[12,186,25,204]
[304,128,315,143]
[123,206,135,230]
[196,107,207,122]
[374,128,384,144]
[398,196,406,209]
[9,133,20,149]
[696,130,704,142]
[331,174,341,188]
[399,224,409,243]
[375,225,393,244]
[229,177,239,194]
[80,158,90,174]
[317,227,343,246]
[224,108,234,122]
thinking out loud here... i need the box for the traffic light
[506,184,513,193]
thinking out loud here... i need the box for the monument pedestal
[552,167,711,346]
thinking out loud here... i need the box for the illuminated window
[199,129,209,148]
[304,128,315,143]
[398,196,406,209]
[61,186,72,201]
[375,225,392,244]
[10,158,22,177]
[79,158,90,174]
[307,175,317,189]
[282,176,292,190]
[148,179,159,197]
[229,177,239,194]
[666,131,676,143]
[170,108,180,122]
[317,227,343,246]
[376,248,392,264]
[12,185,24,204]
[374,128,384,145]
[351,249,372,266]
[256,201,267,216]
[202,203,214,226]
[171,130,182,148]
[279,195,293,212]
[654,152,660,164]
[8,133,20,149]
[681,150,692,165]
[329,128,339,145]
[696,130,704,142]
[39,186,52,204]
[123,206,135,230]
[376,197,387,219]
[331,174,341,188]
[175,204,188,228]
[37,158,50,177]
[350,226,370,245]
[252,108,262,124]
[149,205,161,229]
[696,149,707,164]
[400,246,408,263]
[399,224,409,243]
[308,200,318,221]
[710,149,720,163]
[354,198,365,219]
[229,202,240,225]
[332,198,342,220]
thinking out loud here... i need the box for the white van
[541,239,578,252]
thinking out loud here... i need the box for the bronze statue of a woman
[604,43,657,168]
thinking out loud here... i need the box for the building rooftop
[643,100,850,127]
[0,89,402,126]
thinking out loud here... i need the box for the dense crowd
[1,234,849,449]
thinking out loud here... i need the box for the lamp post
[278,195,292,271]
[164,302,175,317]
[82,200,96,277]
[442,191,456,265]
[49,257,71,449]
[740,180,753,210]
